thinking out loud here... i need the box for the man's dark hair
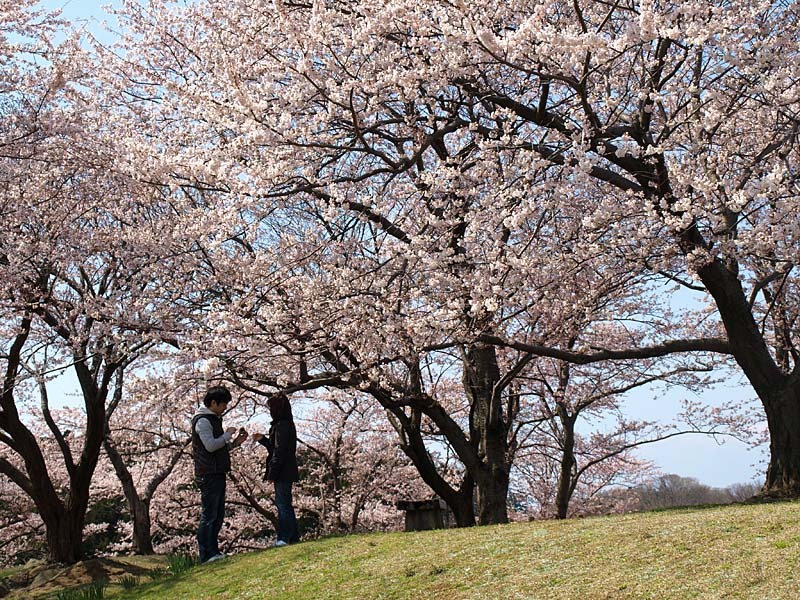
[203,386,232,408]
[267,392,292,420]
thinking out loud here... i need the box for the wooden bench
[396,498,450,531]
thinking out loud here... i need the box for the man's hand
[225,427,237,436]
[235,427,248,444]
[251,432,264,442]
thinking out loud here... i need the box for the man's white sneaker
[274,540,288,548]
[206,553,226,563]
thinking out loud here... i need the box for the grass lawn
[102,500,800,599]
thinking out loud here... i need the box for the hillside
[11,500,800,599]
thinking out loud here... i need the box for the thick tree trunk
[697,260,800,496]
[43,509,85,564]
[34,475,92,564]
[18,464,94,564]
[762,384,800,497]
[463,344,510,525]
[474,465,509,525]
[446,484,478,528]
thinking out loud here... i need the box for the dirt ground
[1,555,169,599]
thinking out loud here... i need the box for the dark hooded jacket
[258,418,299,482]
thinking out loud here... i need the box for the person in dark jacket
[192,385,248,563]
[252,393,299,546]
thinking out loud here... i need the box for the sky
[41,0,123,28]
[622,377,763,487]
[35,0,766,490]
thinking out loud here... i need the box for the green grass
[56,581,107,600]
[0,565,25,581]
[118,575,138,590]
[103,501,800,598]
[166,554,197,577]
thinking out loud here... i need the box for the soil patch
[1,555,168,599]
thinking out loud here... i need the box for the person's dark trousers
[274,480,299,543]
[197,473,227,562]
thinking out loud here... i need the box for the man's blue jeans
[274,480,299,543]
[197,473,226,562]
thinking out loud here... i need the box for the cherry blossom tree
[82,0,770,529]
[443,0,800,498]
[0,6,217,561]
[296,391,428,533]
[509,353,740,519]
[102,365,200,554]
[0,3,117,564]
[99,0,800,499]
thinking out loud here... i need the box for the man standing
[191,385,247,563]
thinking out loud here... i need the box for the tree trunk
[554,416,576,519]
[445,484,477,527]
[331,455,346,531]
[350,498,363,531]
[697,260,800,496]
[34,475,92,564]
[762,383,800,497]
[18,459,94,564]
[43,509,85,564]
[463,344,510,525]
[132,499,155,555]
[474,465,509,525]
[104,438,156,554]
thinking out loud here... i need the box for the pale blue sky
[34,0,765,489]
[40,0,121,23]
[624,378,763,487]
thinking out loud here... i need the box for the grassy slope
[115,501,800,600]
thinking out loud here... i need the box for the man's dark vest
[191,413,231,477]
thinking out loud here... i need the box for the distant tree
[102,366,195,555]
[727,482,762,503]
[297,391,429,533]
[509,335,732,519]
[613,474,762,511]
[636,474,726,509]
